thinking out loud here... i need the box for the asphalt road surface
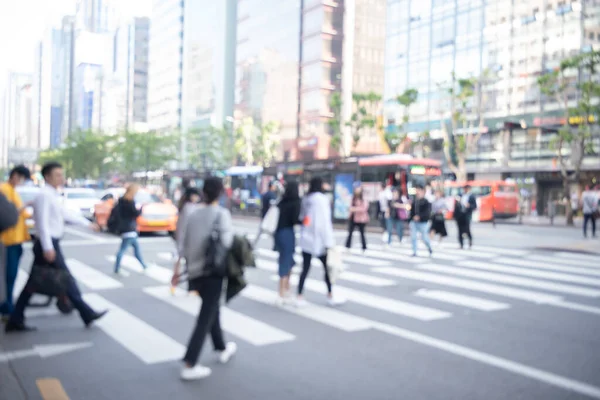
[1,220,599,400]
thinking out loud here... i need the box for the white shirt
[378,187,392,212]
[34,185,91,251]
[299,192,335,256]
[582,190,599,214]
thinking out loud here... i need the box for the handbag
[28,264,71,297]
[204,211,228,278]
[432,213,445,222]
[260,204,280,235]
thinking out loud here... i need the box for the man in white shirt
[5,162,107,332]
[581,185,598,238]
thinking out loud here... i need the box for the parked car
[94,188,177,234]
[62,188,101,220]
[15,185,40,237]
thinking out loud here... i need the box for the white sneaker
[327,296,347,307]
[295,298,308,308]
[381,232,387,242]
[218,342,237,364]
[180,365,212,381]
[274,297,285,307]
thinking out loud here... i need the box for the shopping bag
[327,247,343,284]
[260,205,280,235]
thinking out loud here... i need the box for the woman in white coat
[297,177,345,307]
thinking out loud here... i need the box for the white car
[62,188,101,220]
[15,186,40,236]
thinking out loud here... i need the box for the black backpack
[204,210,228,277]
[107,204,121,234]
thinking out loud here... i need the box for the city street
[1,219,599,400]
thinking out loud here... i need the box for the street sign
[0,342,93,363]
[7,148,39,164]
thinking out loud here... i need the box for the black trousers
[10,239,95,324]
[298,252,332,295]
[183,276,226,367]
[457,220,472,248]
[583,213,597,237]
[345,221,367,250]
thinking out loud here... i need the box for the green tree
[346,92,381,151]
[235,118,279,166]
[328,92,345,156]
[439,70,491,181]
[538,50,600,226]
[116,130,178,181]
[384,88,419,153]
[186,125,235,171]
[38,130,113,179]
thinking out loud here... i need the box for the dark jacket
[0,193,19,233]
[225,235,256,302]
[261,191,276,218]
[410,197,431,222]
[453,198,468,223]
[116,197,142,234]
[464,193,477,217]
[276,197,301,231]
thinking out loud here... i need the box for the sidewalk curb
[0,338,28,400]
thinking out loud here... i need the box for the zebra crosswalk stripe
[414,289,510,311]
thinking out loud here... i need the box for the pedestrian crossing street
[11,239,600,366]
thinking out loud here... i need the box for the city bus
[444,180,520,222]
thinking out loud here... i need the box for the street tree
[439,70,491,181]
[235,118,279,167]
[186,125,235,171]
[116,130,178,181]
[537,49,600,225]
[38,130,112,179]
[328,92,345,156]
[346,92,381,151]
[384,88,419,153]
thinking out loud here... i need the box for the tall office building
[148,0,237,138]
[32,17,76,150]
[147,0,184,131]
[1,73,34,167]
[76,0,116,33]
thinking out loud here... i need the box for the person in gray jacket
[172,177,237,381]
[0,193,19,320]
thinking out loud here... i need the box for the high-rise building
[235,0,301,158]
[1,73,34,167]
[235,0,386,161]
[148,0,237,161]
[76,0,116,33]
[32,17,76,150]
[147,0,185,132]
[384,0,600,209]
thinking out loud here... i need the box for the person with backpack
[173,177,236,381]
[113,184,148,275]
[458,184,477,248]
[274,181,301,306]
[409,185,433,257]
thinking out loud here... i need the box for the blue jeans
[410,221,432,255]
[114,237,147,272]
[0,244,23,315]
[275,227,295,277]
[388,219,405,244]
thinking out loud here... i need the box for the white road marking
[437,248,497,259]
[106,256,172,284]
[548,300,600,315]
[64,227,106,242]
[350,248,422,263]
[367,244,466,261]
[466,245,528,256]
[82,293,185,364]
[241,285,374,332]
[144,286,295,346]
[372,267,562,303]
[415,289,510,311]
[460,260,600,286]
[276,275,451,321]
[555,252,599,263]
[504,256,600,277]
[66,259,123,290]
[526,255,600,270]
[374,323,600,399]
[419,264,600,298]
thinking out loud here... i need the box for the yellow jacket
[0,183,31,246]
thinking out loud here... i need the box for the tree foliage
[235,118,279,167]
[186,126,235,171]
[328,92,344,155]
[384,88,419,153]
[114,130,179,176]
[537,49,600,225]
[347,92,381,150]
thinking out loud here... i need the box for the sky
[0,0,151,95]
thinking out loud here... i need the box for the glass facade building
[235,0,302,143]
